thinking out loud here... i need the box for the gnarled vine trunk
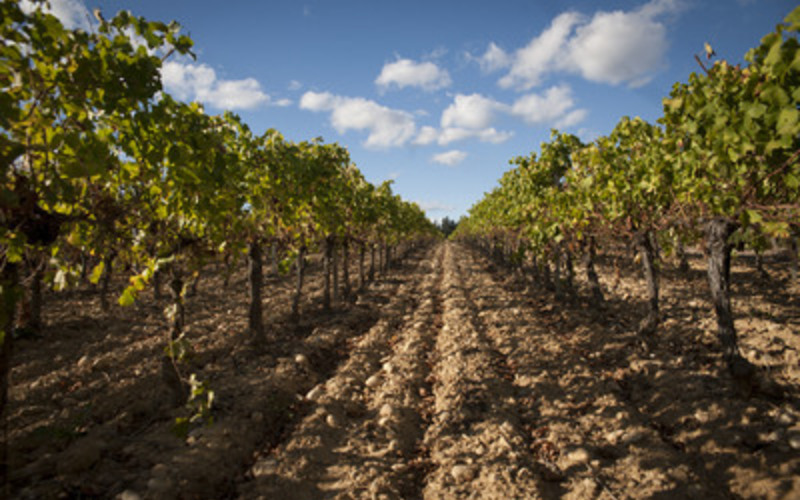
[292,246,307,319]
[0,263,18,491]
[706,218,739,364]
[358,242,366,289]
[100,250,116,312]
[332,238,339,306]
[676,238,690,274]
[162,270,186,406]
[323,235,333,311]
[583,237,604,305]
[369,243,376,281]
[635,229,659,336]
[342,238,351,299]
[248,240,265,347]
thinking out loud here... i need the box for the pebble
[365,374,382,388]
[77,354,91,368]
[294,354,309,365]
[606,429,625,444]
[788,433,800,450]
[622,430,647,445]
[694,409,710,424]
[147,476,173,493]
[451,464,475,482]
[778,412,794,426]
[759,430,781,444]
[379,403,395,418]
[562,447,590,468]
[326,414,338,427]
[251,458,278,477]
[115,490,142,500]
[305,386,323,401]
[150,463,170,478]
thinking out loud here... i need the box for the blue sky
[30,0,799,221]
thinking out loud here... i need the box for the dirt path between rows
[234,241,800,500]
[9,241,799,499]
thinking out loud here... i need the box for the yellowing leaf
[89,261,105,284]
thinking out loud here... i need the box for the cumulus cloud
[20,0,93,30]
[299,91,416,148]
[432,150,468,166]
[473,42,511,73]
[411,93,514,146]
[499,12,581,90]
[414,126,513,146]
[415,86,584,147]
[567,1,674,86]
[493,0,678,89]
[441,93,507,130]
[375,58,452,92]
[161,61,277,110]
[556,108,589,128]
[510,85,587,126]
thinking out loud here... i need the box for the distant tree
[437,217,459,238]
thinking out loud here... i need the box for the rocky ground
[6,241,800,499]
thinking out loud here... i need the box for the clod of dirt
[559,447,590,470]
[450,464,476,482]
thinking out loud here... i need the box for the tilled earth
[6,242,800,499]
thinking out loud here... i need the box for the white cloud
[20,0,93,30]
[556,108,589,128]
[414,126,440,146]
[510,85,584,125]
[414,126,513,146]
[375,58,452,92]
[496,0,679,89]
[499,12,581,90]
[432,150,468,166]
[441,93,507,130]
[412,93,513,146]
[417,200,456,213]
[299,91,416,148]
[161,61,276,110]
[567,1,674,86]
[473,42,511,73]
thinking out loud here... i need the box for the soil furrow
[458,243,730,499]
[235,245,441,499]
[421,242,543,499]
